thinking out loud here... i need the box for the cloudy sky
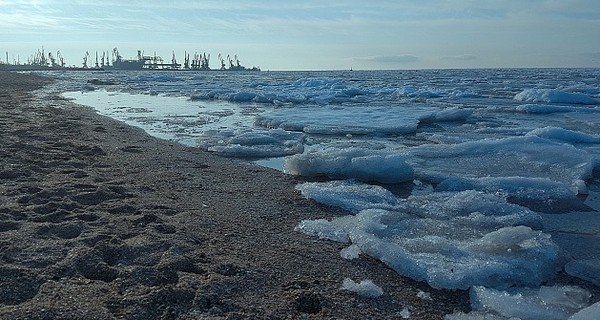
[1,0,599,70]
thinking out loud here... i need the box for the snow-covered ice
[295,181,557,289]
[516,104,600,114]
[256,105,430,135]
[405,136,593,193]
[341,278,384,298]
[467,285,591,320]
[514,89,599,105]
[285,147,414,183]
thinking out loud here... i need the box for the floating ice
[436,176,580,205]
[191,77,370,105]
[256,105,430,135]
[197,129,305,158]
[393,85,479,99]
[285,147,414,184]
[405,136,594,195]
[257,104,474,136]
[295,180,400,213]
[419,107,473,123]
[516,104,600,114]
[341,278,384,298]
[296,181,557,289]
[527,126,600,144]
[514,89,599,105]
[467,285,591,320]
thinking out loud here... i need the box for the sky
[1,0,599,70]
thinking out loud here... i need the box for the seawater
[51,69,600,314]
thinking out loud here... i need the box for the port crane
[218,54,226,70]
[94,52,100,69]
[47,52,56,67]
[82,51,90,68]
[56,51,65,67]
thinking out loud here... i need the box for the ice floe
[284,147,414,184]
[514,89,599,105]
[295,181,557,289]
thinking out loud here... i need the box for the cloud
[355,55,419,64]
[441,54,477,61]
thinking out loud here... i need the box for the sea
[45,68,600,318]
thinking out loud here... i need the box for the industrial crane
[56,51,65,67]
[94,51,100,69]
[48,52,56,67]
[82,51,90,68]
[218,54,226,70]
[171,51,177,68]
[234,54,241,68]
[202,53,210,70]
[100,51,106,68]
[227,54,234,69]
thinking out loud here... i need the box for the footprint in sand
[36,222,84,239]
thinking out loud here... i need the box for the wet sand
[0,72,472,319]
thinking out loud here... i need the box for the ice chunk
[470,285,591,320]
[198,128,305,158]
[296,183,557,289]
[565,259,600,287]
[527,126,600,144]
[417,290,432,300]
[399,307,411,319]
[295,180,400,213]
[436,176,580,206]
[208,143,304,158]
[569,301,600,320]
[285,147,414,184]
[341,278,384,298]
[406,136,594,195]
[256,105,433,135]
[467,226,552,254]
[516,104,600,114]
[294,219,349,243]
[514,89,599,105]
[367,225,559,289]
[340,244,361,260]
[393,85,479,99]
[419,107,473,123]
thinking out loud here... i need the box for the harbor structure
[1,47,260,72]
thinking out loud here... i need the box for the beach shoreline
[0,72,471,319]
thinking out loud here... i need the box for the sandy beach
[0,72,475,319]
